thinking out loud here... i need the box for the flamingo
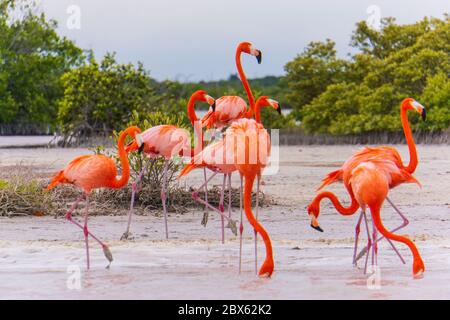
[347,161,425,277]
[196,41,262,242]
[307,98,426,270]
[45,126,141,269]
[121,90,216,240]
[179,96,280,274]
[202,41,262,129]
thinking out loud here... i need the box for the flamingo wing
[203,96,248,129]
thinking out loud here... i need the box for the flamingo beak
[212,101,216,112]
[421,108,427,121]
[310,214,324,232]
[277,104,282,115]
[138,143,145,154]
[411,100,427,121]
[256,50,262,64]
[135,133,144,154]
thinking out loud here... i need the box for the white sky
[39,0,449,81]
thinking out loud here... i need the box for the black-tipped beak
[138,143,145,154]
[211,101,216,112]
[310,224,324,233]
[277,105,282,115]
[422,108,427,121]
[256,50,262,64]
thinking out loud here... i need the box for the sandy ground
[0,144,449,299]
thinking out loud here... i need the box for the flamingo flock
[45,42,428,280]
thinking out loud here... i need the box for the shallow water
[0,145,449,299]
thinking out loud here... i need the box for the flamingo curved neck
[254,101,269,124]
[111,128,132,189]
[314,191,359,216]
[187,96,204,157]
[236,48,255,116]
[243,175,273,270]
[400,102,418,173]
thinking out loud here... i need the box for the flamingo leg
[352,211,364,266]
[121,162,148,240]
[227,173,232,220]
[355,197,407,264]
[363,210,372,274]
[239,175,243,274]
[372,219,378,267]
[192,194,237,235]
[201,168,210,227]
[83,194,90,270]
[219,174,227,244]
[161,159,170,240]
[195,172,218,226]
[254,175,260,275]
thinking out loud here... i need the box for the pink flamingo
[45,126,141,269]
[179,96,280,273]
[196,42,263,242]
[122,91,216,240]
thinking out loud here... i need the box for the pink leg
[227,173,232,219]
[121,163,148,240]
[239,175,243,274]
[192,193,237,235]
[65,195,113,267]
[352,212,364,266]
[84,195,90,270]
[161,159,170,240]
[201,168,210,226]
[363,210,372,274]
[372,220,378,267]
[196,172,218,227]
[219,174,227,244]
[356,197,407,264]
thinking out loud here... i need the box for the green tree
[58,54,164,139]
[287,15,450,135]
[284,40,348,116]
[0,0,84,131]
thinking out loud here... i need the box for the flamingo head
[239,41,262,64]
[403,98,427,121]
[192,90,216,112]
[307,202,324,233]
[257,96,282,115]
[124,126,144,154]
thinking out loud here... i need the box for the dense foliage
[0,0,84,132]
[1,1,448,136]
[285,16,450,134]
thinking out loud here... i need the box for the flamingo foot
[201,211,209,227]
[103,245,114,268]
[120,231,134,241]
[219,204,224,213]
[192,192,199,200]
[226,219,238,236]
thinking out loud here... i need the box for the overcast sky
[39,0,449,82]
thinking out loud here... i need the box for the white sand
[0,145,449,299]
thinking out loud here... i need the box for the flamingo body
[126,125,189,159]
[203,96,248,129]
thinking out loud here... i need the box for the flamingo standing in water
[307,98,427,275]
[179,96,280,274]
[198,41,262,244]
[122,90,216,240]
[346,161,425,277]
[45,126,141,269]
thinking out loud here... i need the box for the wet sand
[0,145,449,299]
